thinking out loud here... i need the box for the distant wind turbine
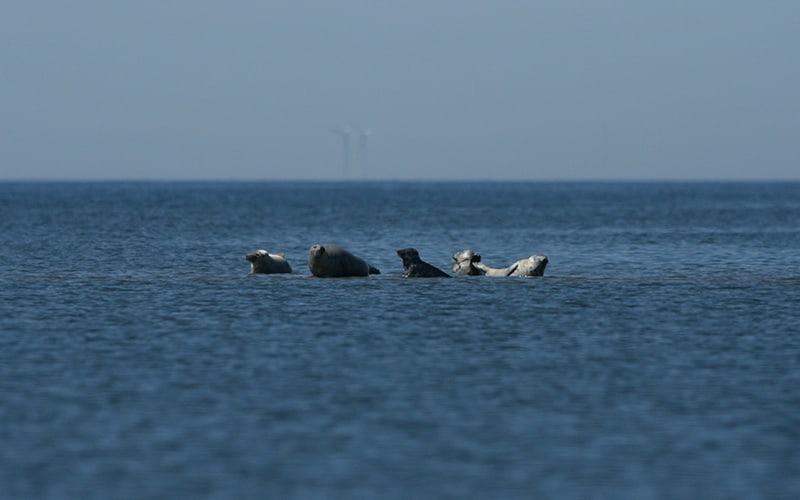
[358,128,372,179]
[329,126,352,178]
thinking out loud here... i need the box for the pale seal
[245,249,292,274]
[308,244,380,278]
[396,248,451,278]
[511,254,549,277]
[451,249,485,276]
[474,254,549,277]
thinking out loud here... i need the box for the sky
[1,1,798,181]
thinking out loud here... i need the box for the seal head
[451,249,485,276]
[516,254,548,276]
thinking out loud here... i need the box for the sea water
[1,181,799,498]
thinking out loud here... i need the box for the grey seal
[308,244,380,278]
[452,249,549,277]
[396,248,451,278]
[508,254,549,277]
[451,249,485,276]
[477,255,549,277]
[245,249,292,274]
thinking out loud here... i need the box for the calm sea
[1,181,799,499]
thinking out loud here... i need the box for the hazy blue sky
[2,1,798,180]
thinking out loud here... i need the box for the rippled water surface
[2,181,799,498]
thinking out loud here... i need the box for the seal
[396,248,451,278]
[474,254,549,277]
[308,244,380,278]
[512,254,549,276]
[245,249,292,274]
[451,249,485,276]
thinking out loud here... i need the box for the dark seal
[396,248,450,278]
[308,244,380,278]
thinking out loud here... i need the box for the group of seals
[246,245,547,278]
[245,244,380,277]
[451,249,549,277]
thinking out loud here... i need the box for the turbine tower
[329,126,352,178]
[358,128,372,179]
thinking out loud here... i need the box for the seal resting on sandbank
[507,254,549,277]
[452,249,549,277]
[396,248,451,278]
[308,244,380,278]
[245,249,292,274]
[451,249,485,276]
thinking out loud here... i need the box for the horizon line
[2,177,800,184]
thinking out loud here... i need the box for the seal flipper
[504,263,519,277]
[369,265,381,275]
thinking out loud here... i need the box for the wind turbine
[329,126,352,178]
[358,128,372,179]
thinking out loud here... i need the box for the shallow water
[1,181,799,498]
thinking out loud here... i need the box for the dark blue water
[2,181,799,499]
